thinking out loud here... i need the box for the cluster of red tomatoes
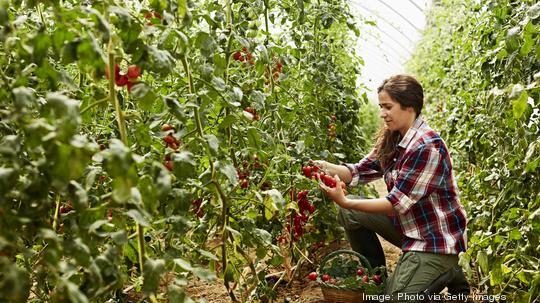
[233,47,254,65]
[105,63,141,92]
[237,168,249,189]
[328,115,337,141]
[307,267,382,285]
[287,190,316,239]
[236,155,266,190]
[161,124,181,171]
[243,106,260,121]
[144,11,162,26]
[190,198,204,218]
[302,163,347,192]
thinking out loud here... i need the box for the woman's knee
[336,206,371,230]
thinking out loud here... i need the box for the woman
[315,74,469,298]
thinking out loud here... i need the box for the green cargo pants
[337,206,459,300]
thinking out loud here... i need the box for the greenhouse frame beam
[374,0,421,32]
[359,30,409,61]
[363,27,412,56]
[351,2,414,45]
[407,0,426,15]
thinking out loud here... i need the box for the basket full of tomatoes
[308,249,386,303]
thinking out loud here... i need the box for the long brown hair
[374,74,424,169]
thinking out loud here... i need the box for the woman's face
[378,90,416,136]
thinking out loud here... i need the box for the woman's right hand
[311,160,328,173]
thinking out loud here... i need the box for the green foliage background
[408,0,540,301]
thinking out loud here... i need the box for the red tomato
[164,160,173,171]
[307,272,318,281]
[127,65,141,78]
[302,166,312,178]
[322,274,331,282]
[161,124,174,132]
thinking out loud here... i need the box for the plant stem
[263,0,270,46]
[181,53,236,301]
[79,97,108,115]
[223,0,237,168]
[52,194,61,231]
[179,55,203,137]
[107,39,145,275]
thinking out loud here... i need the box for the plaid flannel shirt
[344,116,467,254]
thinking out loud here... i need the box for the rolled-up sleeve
[343,149,383,186]
[386,144,447,215]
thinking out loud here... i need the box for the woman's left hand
[319,175,350,208]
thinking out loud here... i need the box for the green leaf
[69,181,88,210]
[177,0,188,18]
[126,209,150,227]
[147,46,175,75]
[0,257,31,303]
[174,258,193,271]
[256,246,267,259]
[191,267,217,282]
[0,167,18,196]
[63,279,89,303]
[527,2,540,19]
[112,178,132,203]
[130,83,157,111]
[172,151,196,180]
[246,127,261,150]
[12,87,36,110]
[218,162,238,185]
[490,259,504,286]
[45,92,80,122]
[218,115,236,129]
[194,32,217,58]
[64,238,91,266]
[477,250,489,274]
[250,90,266,109]
[211,76,226,91]
[512,91,528,119]
[253,228,272,244]
[110,231,128,245]
[263,195,278,220]
[138,175,159,214]
[458,252,472,277]
[88,220,114,237]
[143,259,166,295]
[204,134,219,154]
[509,228,521,240]
[197,249,219,261]
[84,7,110,42]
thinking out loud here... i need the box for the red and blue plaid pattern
[345,117,467,254]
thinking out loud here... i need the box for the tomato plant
[0,0,379,302]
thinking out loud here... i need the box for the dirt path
[184,180,401,302]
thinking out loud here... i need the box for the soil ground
[185,180,401,302]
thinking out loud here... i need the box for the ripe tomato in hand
[127,65,141,78]
[302,166,312,178]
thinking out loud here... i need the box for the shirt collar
[398,115,425,149]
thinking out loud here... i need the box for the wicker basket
[320,286,365,303]
[317,249,385,303]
